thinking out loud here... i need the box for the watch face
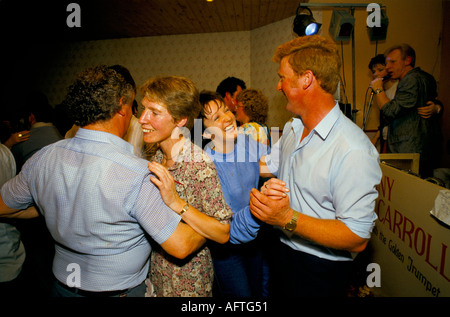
[285,221,296,231]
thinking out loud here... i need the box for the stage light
[293,6,321,36]
[367,7,389,41]
[329,10,355,41]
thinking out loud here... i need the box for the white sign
[370,164,450,297]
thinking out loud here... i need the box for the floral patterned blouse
[238,122,270,146]
[147,138,232,297]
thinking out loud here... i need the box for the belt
[57,280,129,297]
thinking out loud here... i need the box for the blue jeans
[210,240,267,298]
[52,280,146,297]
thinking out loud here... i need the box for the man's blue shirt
[1,128,180,291]
[266,104,381,261]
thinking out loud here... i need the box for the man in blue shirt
[0,66,205,297]
[250,35,382,296]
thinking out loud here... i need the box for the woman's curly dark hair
[63,65,135,127]
[236,88,268,124]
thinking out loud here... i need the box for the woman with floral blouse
[235,88,271,147]
[139,76,232,297]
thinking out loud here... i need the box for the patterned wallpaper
[250,17,300,131]
[11,0,444,135]
[36,16,298,131]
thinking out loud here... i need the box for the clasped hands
[149,159,295,228]
[249,178,293,228]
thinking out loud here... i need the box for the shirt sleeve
[0,144,16,186]
[133,177,181,245]
[1,172,34,210]
[1,151,37,210]
[264,138,280,177]
[229,205,260,244]
[332,149,382,239]
[381,75,419,121]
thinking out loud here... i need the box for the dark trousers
[270,241,351,297]
[210,224,278,298]
[211,239,266,298]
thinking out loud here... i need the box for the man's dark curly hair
[63,65,135,127]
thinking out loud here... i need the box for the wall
[36,31,252,115]
[250,12,321,130]
[326,0,443,130]
[28,14,300,130]
[14,0,446,146]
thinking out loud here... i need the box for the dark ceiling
[1,0,304,42]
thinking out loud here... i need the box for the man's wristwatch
[374,88,384,95]
[284,210,299,232]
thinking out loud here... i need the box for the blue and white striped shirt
[1,128,180,291]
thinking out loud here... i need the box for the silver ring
[265,184,268,189]
[18,133,22,137]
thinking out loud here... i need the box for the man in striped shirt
[0,66,205,297]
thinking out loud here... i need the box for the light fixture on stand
[293,6,322,36]
[296,3,386,124]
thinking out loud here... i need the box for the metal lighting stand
[298,3,382,123]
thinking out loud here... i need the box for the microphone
[382,74,391,81]
[369,74,391,96]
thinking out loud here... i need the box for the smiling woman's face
[202,99,238,146]
[139,97,178,146]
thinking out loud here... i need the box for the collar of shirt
[75,127,134,154]
[291,102,340,144]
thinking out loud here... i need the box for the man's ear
[224,92,232,102]
[301,70,314,89]
[405,56,412,66]
[117,97,130,117]
[28,113,36,125]
[117,97,125,116]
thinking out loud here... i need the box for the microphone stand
[362,88,374,131]
[363,75,389,131]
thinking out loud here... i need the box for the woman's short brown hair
[140,76,201,130]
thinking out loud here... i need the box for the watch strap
[179,203,190,215]
[374,88,384,95]
[284,210,299,231]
